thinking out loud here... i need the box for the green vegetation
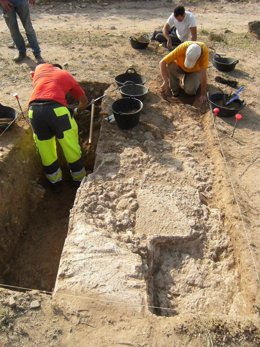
[209,32,227,43]
[200,28,209,36]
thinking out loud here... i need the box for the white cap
[184,43,202,68]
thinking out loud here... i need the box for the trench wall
[0,126,43,279]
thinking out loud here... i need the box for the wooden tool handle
[88,102,95,145]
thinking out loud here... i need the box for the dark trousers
[152,27,182,48]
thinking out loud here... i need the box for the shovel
[85,83,129,109]
[88,101,95,145]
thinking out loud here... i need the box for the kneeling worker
[159,41,209,106]
[28,63,88,187]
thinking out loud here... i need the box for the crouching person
[159,41,209,106]
[28,63,88,188]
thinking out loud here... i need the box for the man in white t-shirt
[154,5,197,50]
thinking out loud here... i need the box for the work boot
[71,180,81,189]
[49,181,63,193]
[171,89,180,97]
[13,52,27,63]
[35,55,45,64]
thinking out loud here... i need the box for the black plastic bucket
[0,104,17,132]
[208,93,245,117]
[213,54,239,72]
[119,82,149,101]
[129,36,149,50]
[112,97,143,129]
[115,68,146,87]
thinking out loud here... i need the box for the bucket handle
[214,53,222,59]
[122,81,136,86]
[125,68,137,74]
[129,36,137,42]
[233,60,239,65]
[119,80,136,89]
[118,81,136,93]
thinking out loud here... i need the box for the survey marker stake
[231,113,242,137]
[13,93,26,121]
[213,107,220,123]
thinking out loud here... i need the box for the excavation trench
[0,81,254,323]
[0,81,109,292]
[53,87,250,320]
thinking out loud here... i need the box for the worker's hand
[73,108,78,116]
[29,0,36,6]
[179,74,185,89]
[199,94,208,105]
[198,94,208,113]
[68,107,78,117]
[160,81,170,95]
[166,38,173,50]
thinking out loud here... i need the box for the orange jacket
[29,64,85,106]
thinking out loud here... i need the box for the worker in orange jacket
[28,63,88,188]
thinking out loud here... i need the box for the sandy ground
[0,1,260,346]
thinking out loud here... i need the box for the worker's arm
[69,76,88,114]
[199,68,207,104]
[0,0,12,11]
[163,23,173,50]
[159,59,170,93]
[190,27,197,41]
[77,94,88,112]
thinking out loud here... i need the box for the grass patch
[200,28,209,36]
[209,32,227,43]
[225,32,259,51]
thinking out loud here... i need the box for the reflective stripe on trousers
[46,168,62,184]
[28,103,86,183]
[71,167,86,182]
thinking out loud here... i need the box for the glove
[68,107,78,117]
[73,107,78,116]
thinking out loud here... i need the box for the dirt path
[0,1,259,346]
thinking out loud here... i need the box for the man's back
[29,64,84,106]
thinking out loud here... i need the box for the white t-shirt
[167,11,196,42]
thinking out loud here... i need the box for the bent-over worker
[28,63,88,187]
[159,41,209,105]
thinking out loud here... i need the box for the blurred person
[159,41,209,106]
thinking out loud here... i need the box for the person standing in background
[0,0,44,63]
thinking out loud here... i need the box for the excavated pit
[0,81,108,292]
[147,233,239,317]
